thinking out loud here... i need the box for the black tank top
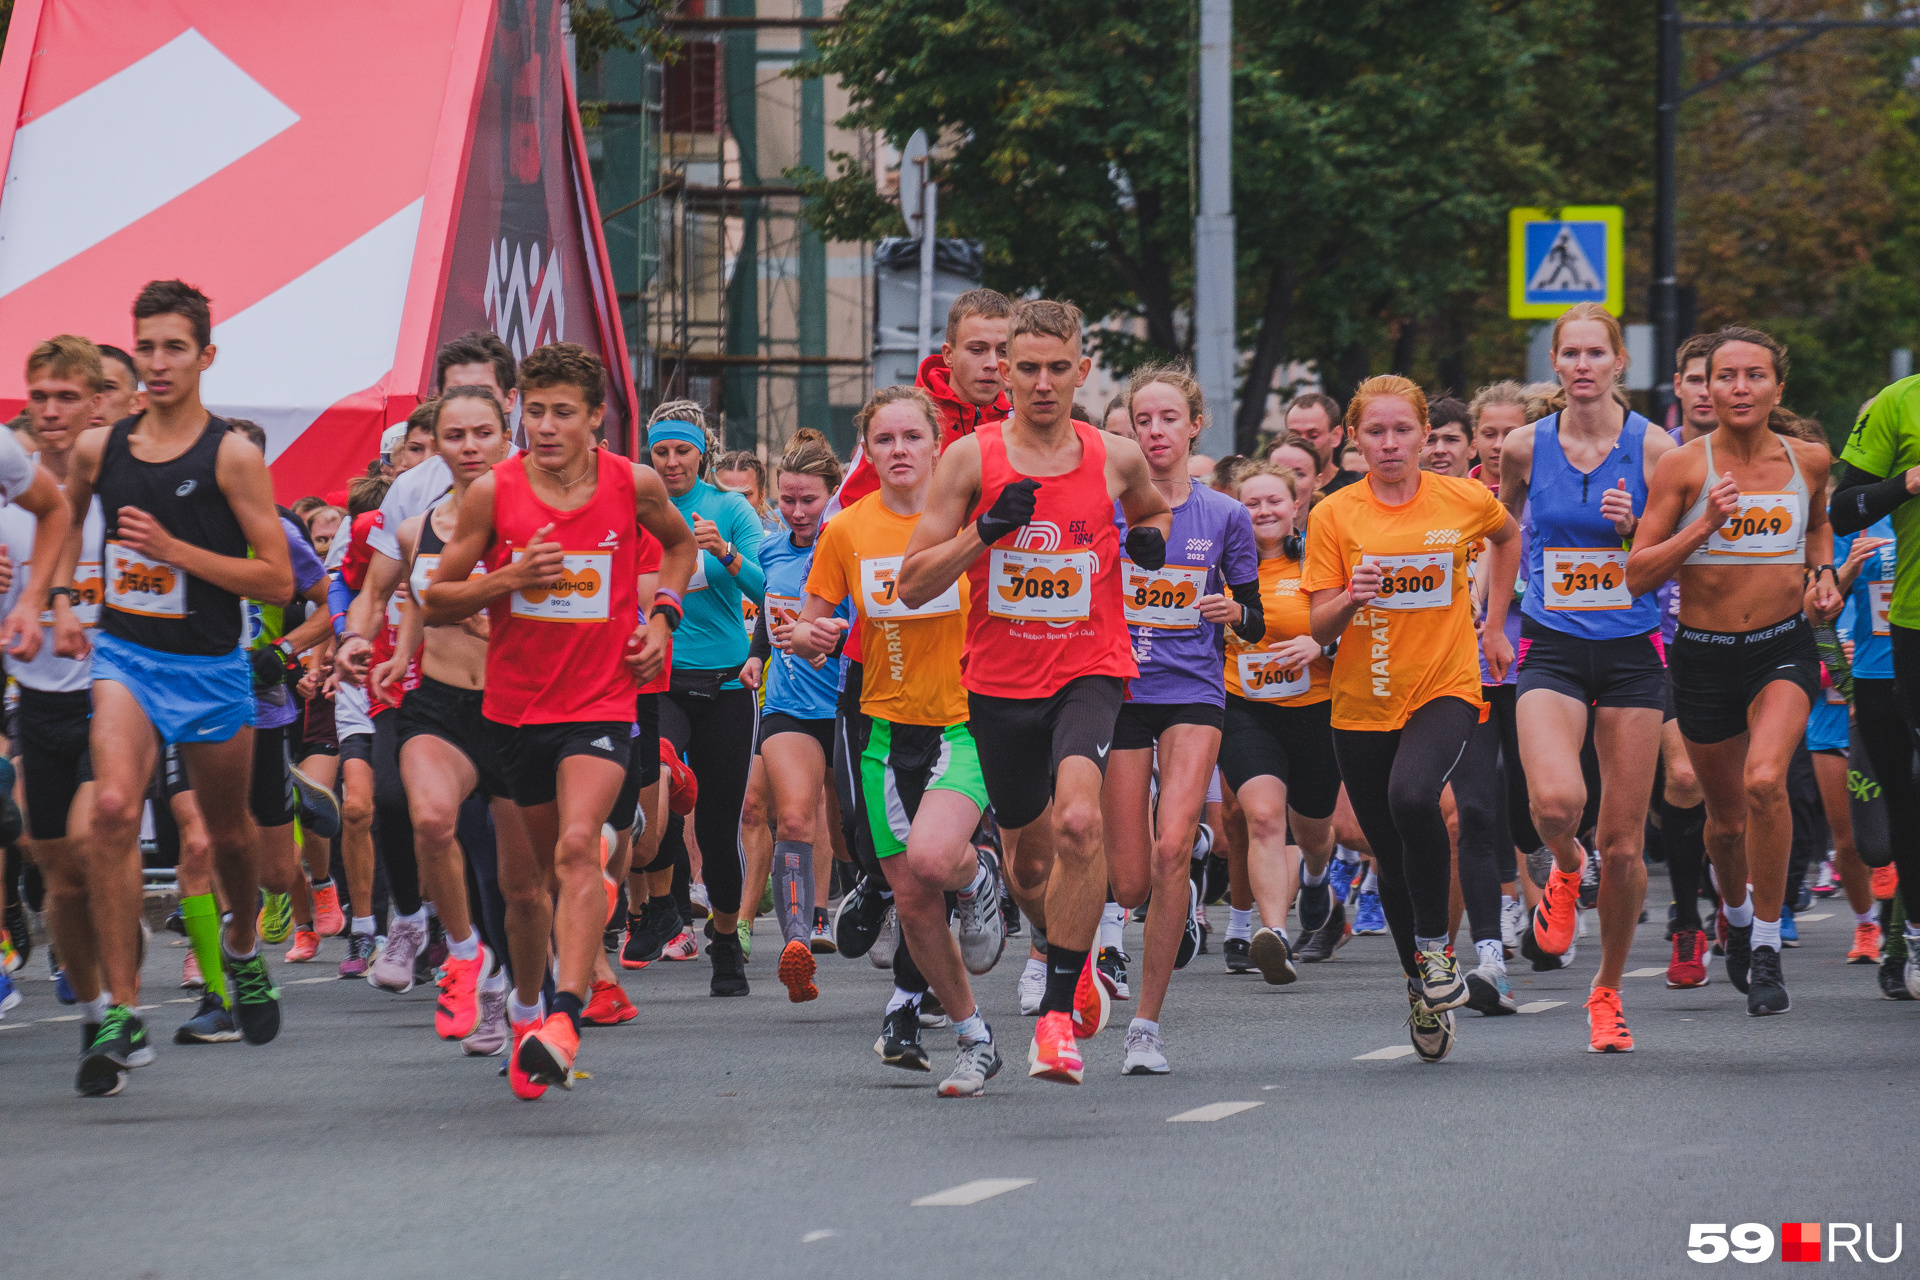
[97,414,250,655]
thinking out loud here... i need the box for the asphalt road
[3,874,1913,1280]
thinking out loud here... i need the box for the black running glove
[975,477,1040,545]
[1124,525,1167,571]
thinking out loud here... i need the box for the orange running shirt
[1223,553,1331,707]
[1300,472,1507,731]
[805,492,969,726]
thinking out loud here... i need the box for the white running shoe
[461,981,510,1056]
[868,905,898,969]
[1017,964,1045,1016]
[1121,1024,1169,1075]
[937,1035,1002,1098]
[1499,897,1524,955]
[953,848,1008,975]
[367,915,426,994]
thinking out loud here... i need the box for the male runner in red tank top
[901,300,1170,1084]
[422,343,696,1099]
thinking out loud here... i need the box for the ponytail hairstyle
[777,427,843,493]
[646,398,717,478]
[714,449,771,512]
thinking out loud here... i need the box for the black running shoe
[834,875,888,959]
[1297,876,1332,935]
[875,1003,929,1072]
[1096,946,1131,999]
[1001,889,1023,937]
[1879,956,1916,1000]
[223,948,283,1045]
[1724,922,1753,994]
[1223,936,1252,973]
[707,928,749,997]
[1746,947,1789,1016]
[1248,927,1298,986]
[1295,899,1349,963]
[1174,881,1201,970]
[77,1007,151,1097]
[414,913,449,986]
[1202,853,1230,906]
[621,899,675,968]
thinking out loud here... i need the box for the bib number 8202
[1687,1223,1775,1263]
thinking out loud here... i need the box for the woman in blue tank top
[1492,302,1678,1054]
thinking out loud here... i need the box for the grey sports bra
[1680,433,1809,566]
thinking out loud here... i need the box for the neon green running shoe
[738,918,752,961]
[256,893,293,945]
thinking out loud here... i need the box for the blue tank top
[1840,520,1895,681]
[760,531,846,720]
[1521,411,1660,640]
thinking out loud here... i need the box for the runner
[1627,326,1839,1016]
[1673,334,1720,444]
[1304,375,1521,1062]
[1812,521,1885,967]
[792,385,1006,1096]
[1101,364,1260,1074]
[422,343,695,1098]
[1282,392,1361,495]
[1496,303,1676,1052]
[1420,399,1475,477]
[326,476,388,980]
[900,299,1171,1085]
[52,280,294,1095]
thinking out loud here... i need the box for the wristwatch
[720,541,738,568]
[46,586,75,607]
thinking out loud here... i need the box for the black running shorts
[396,675,509,799]
[487,718,633,808]
[1218,695,1340,819]
[966,674,1126,830]
[1111,700,1223,751]
[1669,613,1822,746]
[608,692,661,833]
[758,710,836,758]
[16,687,93,839]
[249,723,298,828]
[1515,616,1668,710]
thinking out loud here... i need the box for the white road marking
[39,1014,81,1023]
[165,998,199,1005]
[1797,912,1833,922]
[1516,1000,1565,1014]
[801,1230,839,1243]
[0,1022,25,1031]
[912,1178,1035,1207]
[1168,1101,1263,1123]
[1354,1045,1417,1061]
[1623,967,1666,978]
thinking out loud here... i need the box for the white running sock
[1751,917,1781,952]
[1906,924,1920,942]
[885,986,921,1014]
[351,915,375,936]
[1099,902,1125,950]
[1723,898,1754,928]
[480,966,509,993]
[1299,861,1329,887]
[952,1012,988,1043]
[1414,934,1448,955]
[1858,908,1879,926]
[1227,907,1254,941]
[80,994,110,1023]
[395,906,428,928]
[447,931,479,962]
[1128,1016,1159,1038]
[1475,938,1505,971]
[1023,957,1046,982]
[1361,868,1379,893]
[960,857,994,900]
[509,993,544,1025]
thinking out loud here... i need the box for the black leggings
[1333,696,1479,975]
[657,687,757,917]
[1855,670,1920,899]
[1451,688,1510,945]
[456,792,510,977]
[372,709,421,917]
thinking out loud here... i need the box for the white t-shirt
[367,455,453,563]
[0,430,37,501]
[0,471,103,693]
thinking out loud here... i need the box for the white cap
[380,422,409,456]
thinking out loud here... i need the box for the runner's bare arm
[343,552,404,654]
[788,592,848,662]
[1479,511,1522,682]
[1625,446,1728,596]
[136,431,292,605]
[0,462,73,659]
[898,435,986,608]
[49,427,106,658]
[425,473,549,625]
[1800,444,1841,621]
[1497,425,1535,523]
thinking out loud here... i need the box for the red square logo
[1782,1222,1821,1262]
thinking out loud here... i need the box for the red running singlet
[962,420,1136,698]
[484,448,642,725]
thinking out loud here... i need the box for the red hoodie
[831,354,1011,511]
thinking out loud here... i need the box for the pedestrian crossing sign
[1508,206,1624,319]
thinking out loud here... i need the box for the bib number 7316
[1544,547,1631,611]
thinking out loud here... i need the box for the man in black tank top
[49,280,297,1097]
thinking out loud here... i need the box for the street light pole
[1652,0,1681,424]
[1194,0,1236,459]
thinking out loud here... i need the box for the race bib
[741,597,759,638]
[861,554,960,619]
[764,592,803,630]
[106,541,185,618]
[1705,493,1803,558]
[988,548,1093,622]
[1237,649,1311,701]
[39,559,102,626]
[1365,552,1451,612]
[1543,547,1631,611]
[510,551,611,622]
[688,553,710,592]
[409,552,484,604]
[1123,561,1209,629]
[1871,580,1893,637]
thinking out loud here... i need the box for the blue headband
[649,420,706,452]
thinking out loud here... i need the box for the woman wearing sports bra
[1627,326,1841,1019]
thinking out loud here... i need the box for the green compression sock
[181,893,230,1006]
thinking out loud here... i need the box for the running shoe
[291,764,342,839]
[1405,983,1455,1064]
[1879,955,1915,1000]
[1779,903,1799,947]
[77,1007,152,1097]
[1298,872,1332,935]
[1811,859,1838,898]
[737,918,752,961]
[516,1012,579,1090]
[1578,841,1601,910]
[1195,902,1212,954]
[1027,1009,1083,1084]
[310,881,346,937]
[1002,886,1023,937]
[660,928,699,961]
[1724,922,1753,993]
[833,875,888,958]
[758,877,774,919]
[1906,936,1920,1000]
[435,944,489,1040]
[1097,946,1131,998]
[338,931,377,980]
[868,904,899,969]
[1353,889,1387,935]
[414,914,449,986]
[919,989,950,1029]
[1794,880,1813,913]
[54,962,76,1004]
[1666,928,1710,988]
[1296,899,1350,963]
[181,951,204,989]
[1328,856,1357,903]
[582,979,638,1026]
[688,883,711,921]
[1223,936,1252,973]
[4,898,31,967]
[1848,921,1883,964]
[1073,952,1112,1039]
[707,928,749,997]
[1871,863,1897,899]
[222,948,282,1045]
[810,907,837,955]
[1520,923,1576,972]
[1175,880,1202,970]
[1747,947,1789,1016]
[463,982,510,1055]
[508,1018,548,1099]
[938,1033,1002,1098]
[284,928,320,963]
[1525,845,1554,893]
[173,990,240,1044]
[1415,946,1468,1014]
[1464,960,1516,1015]
[368,915,425,993]
[164,907,186,937]
[1712,903,1728,956]
[621,898,678,969]
[1533,864,1581,954]
[1499,897,1525,956]
[777,937,818,1003]
[1017,964,1045,1016]
[661,740,698,815]
[1248,927,1297,986]
[0,927,19,975]
[875,1003,929,1072]
[954,848,1007,975]
[1121,1023,1169,1075]
[256,892,293,945]
[1586,984,1634,1052]
[0,967,18,1019]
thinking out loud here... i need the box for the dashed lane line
[1354,1045,1416,1061]
[912,1179,1035,1207]
[1516,1000,1566,1014]
[1168,1101,1263,1123]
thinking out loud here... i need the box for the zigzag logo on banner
[485,237,566,360]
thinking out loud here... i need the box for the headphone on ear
[1282,531,1304,561]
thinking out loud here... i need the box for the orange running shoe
[310,882,346,938]
[1072,951,1111,1039]
[602,871,621,926]
[1847,921,1883,965]
[435,944,489,1040]
[1586,984,1634,1053]
[517,1011,579,1090]
[284,929,320,963]
[1532,863,1581,955]
[1027,1010,1084,1084]
[1667,928,1710,989]
[777,938,818,1003]
[660,928,700,961]
[582,979,638,1025]
[1872,864,1898,900]
[508,1018,548,1100]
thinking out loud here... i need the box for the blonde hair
[25,334,104,393]
[646,398,721,456]
[1549,302,1630,373]
[1009,299,1084,352]
[1231,458,1301,501]
[854,384,940,443]
[1468,380,1530,427]
[776,427,843,491]
[1344,375,1429,433]
[1127,361,1204,426]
